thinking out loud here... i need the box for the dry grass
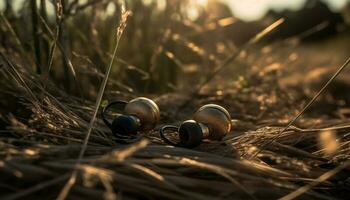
[1,49,350,199]
[0,1,350,200]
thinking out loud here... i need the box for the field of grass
[0,1,350,199]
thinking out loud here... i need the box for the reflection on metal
[102,97,160,142]
[160,104,232,148]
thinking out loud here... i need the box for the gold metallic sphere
[124,97,160,131]
[193,104,231,140]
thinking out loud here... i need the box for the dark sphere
[179,120,203,148]
[111,115,140,136]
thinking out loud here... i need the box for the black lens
[111,115,139,136]
[179,120,203,148]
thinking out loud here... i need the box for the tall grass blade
[30,0,42,74]
[279,160,350,200]
[178,18,284,110]
[56,7,131,200]
[198,18,285,91]
[251,56,350,158]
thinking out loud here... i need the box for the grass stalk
[56,8,131,200]
[177,18,285,110]
[30,0,42,74]
[280,160,350,200]
[40,0,50,65]
[251,56,350,158]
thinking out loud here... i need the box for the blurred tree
[204,0,233,21]
[4,0,13,17]
[265,0,344,41]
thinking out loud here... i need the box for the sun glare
[197,0,208,6]
[187,0,208,20]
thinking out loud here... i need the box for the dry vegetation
[0,0,350,199]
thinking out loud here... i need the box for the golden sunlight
[196,0,208,6]
[318,130,339,156]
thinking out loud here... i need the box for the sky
[0,0,349,21]
[222,0,350,21]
